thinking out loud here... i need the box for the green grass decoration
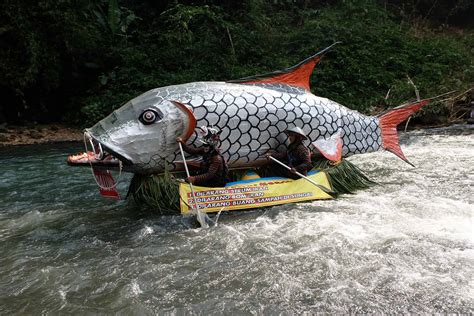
[128,159,376,213]
[312,159,377,195]
[128,171,181,214]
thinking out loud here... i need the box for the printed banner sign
[179,171,332,214]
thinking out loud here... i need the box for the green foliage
[312,158,377,195]
[92,0,139,36]
[80,102,108,127]
[0,0,472,125]
[128,172,181,214]
[302,1,473,114]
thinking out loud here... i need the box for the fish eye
[139,109,162,125]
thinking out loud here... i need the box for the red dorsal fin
[235,56,321,91]
[228,42,339,91]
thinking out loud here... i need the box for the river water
[0,125,473,314]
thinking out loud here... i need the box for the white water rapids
[0,125,472,313]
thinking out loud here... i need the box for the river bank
[0,124,83,147]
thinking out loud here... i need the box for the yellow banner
[179,171,332,214]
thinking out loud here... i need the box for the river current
[0,125,473,314]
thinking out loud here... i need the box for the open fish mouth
[66,131,133,170]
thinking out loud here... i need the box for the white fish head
[84,94,193,173]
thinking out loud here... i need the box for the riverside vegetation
[0,0,473,128]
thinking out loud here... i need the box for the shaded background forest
[1,0,473,127]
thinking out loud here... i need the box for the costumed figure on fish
[265,126,313,180]
[176,126,229,187]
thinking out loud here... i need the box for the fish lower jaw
[66,132,135,170]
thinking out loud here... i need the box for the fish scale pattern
[149,82,382,169]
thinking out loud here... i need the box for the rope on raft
[127,159,376,213]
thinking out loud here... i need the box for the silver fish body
[85,44,428,174]
[87,81,381,174]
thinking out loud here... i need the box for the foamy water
[0,125,472,313]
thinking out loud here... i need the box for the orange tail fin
[378,100,430,166]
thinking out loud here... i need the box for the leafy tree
[0,0,472,126]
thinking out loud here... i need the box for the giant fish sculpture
[72,44,428,175]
